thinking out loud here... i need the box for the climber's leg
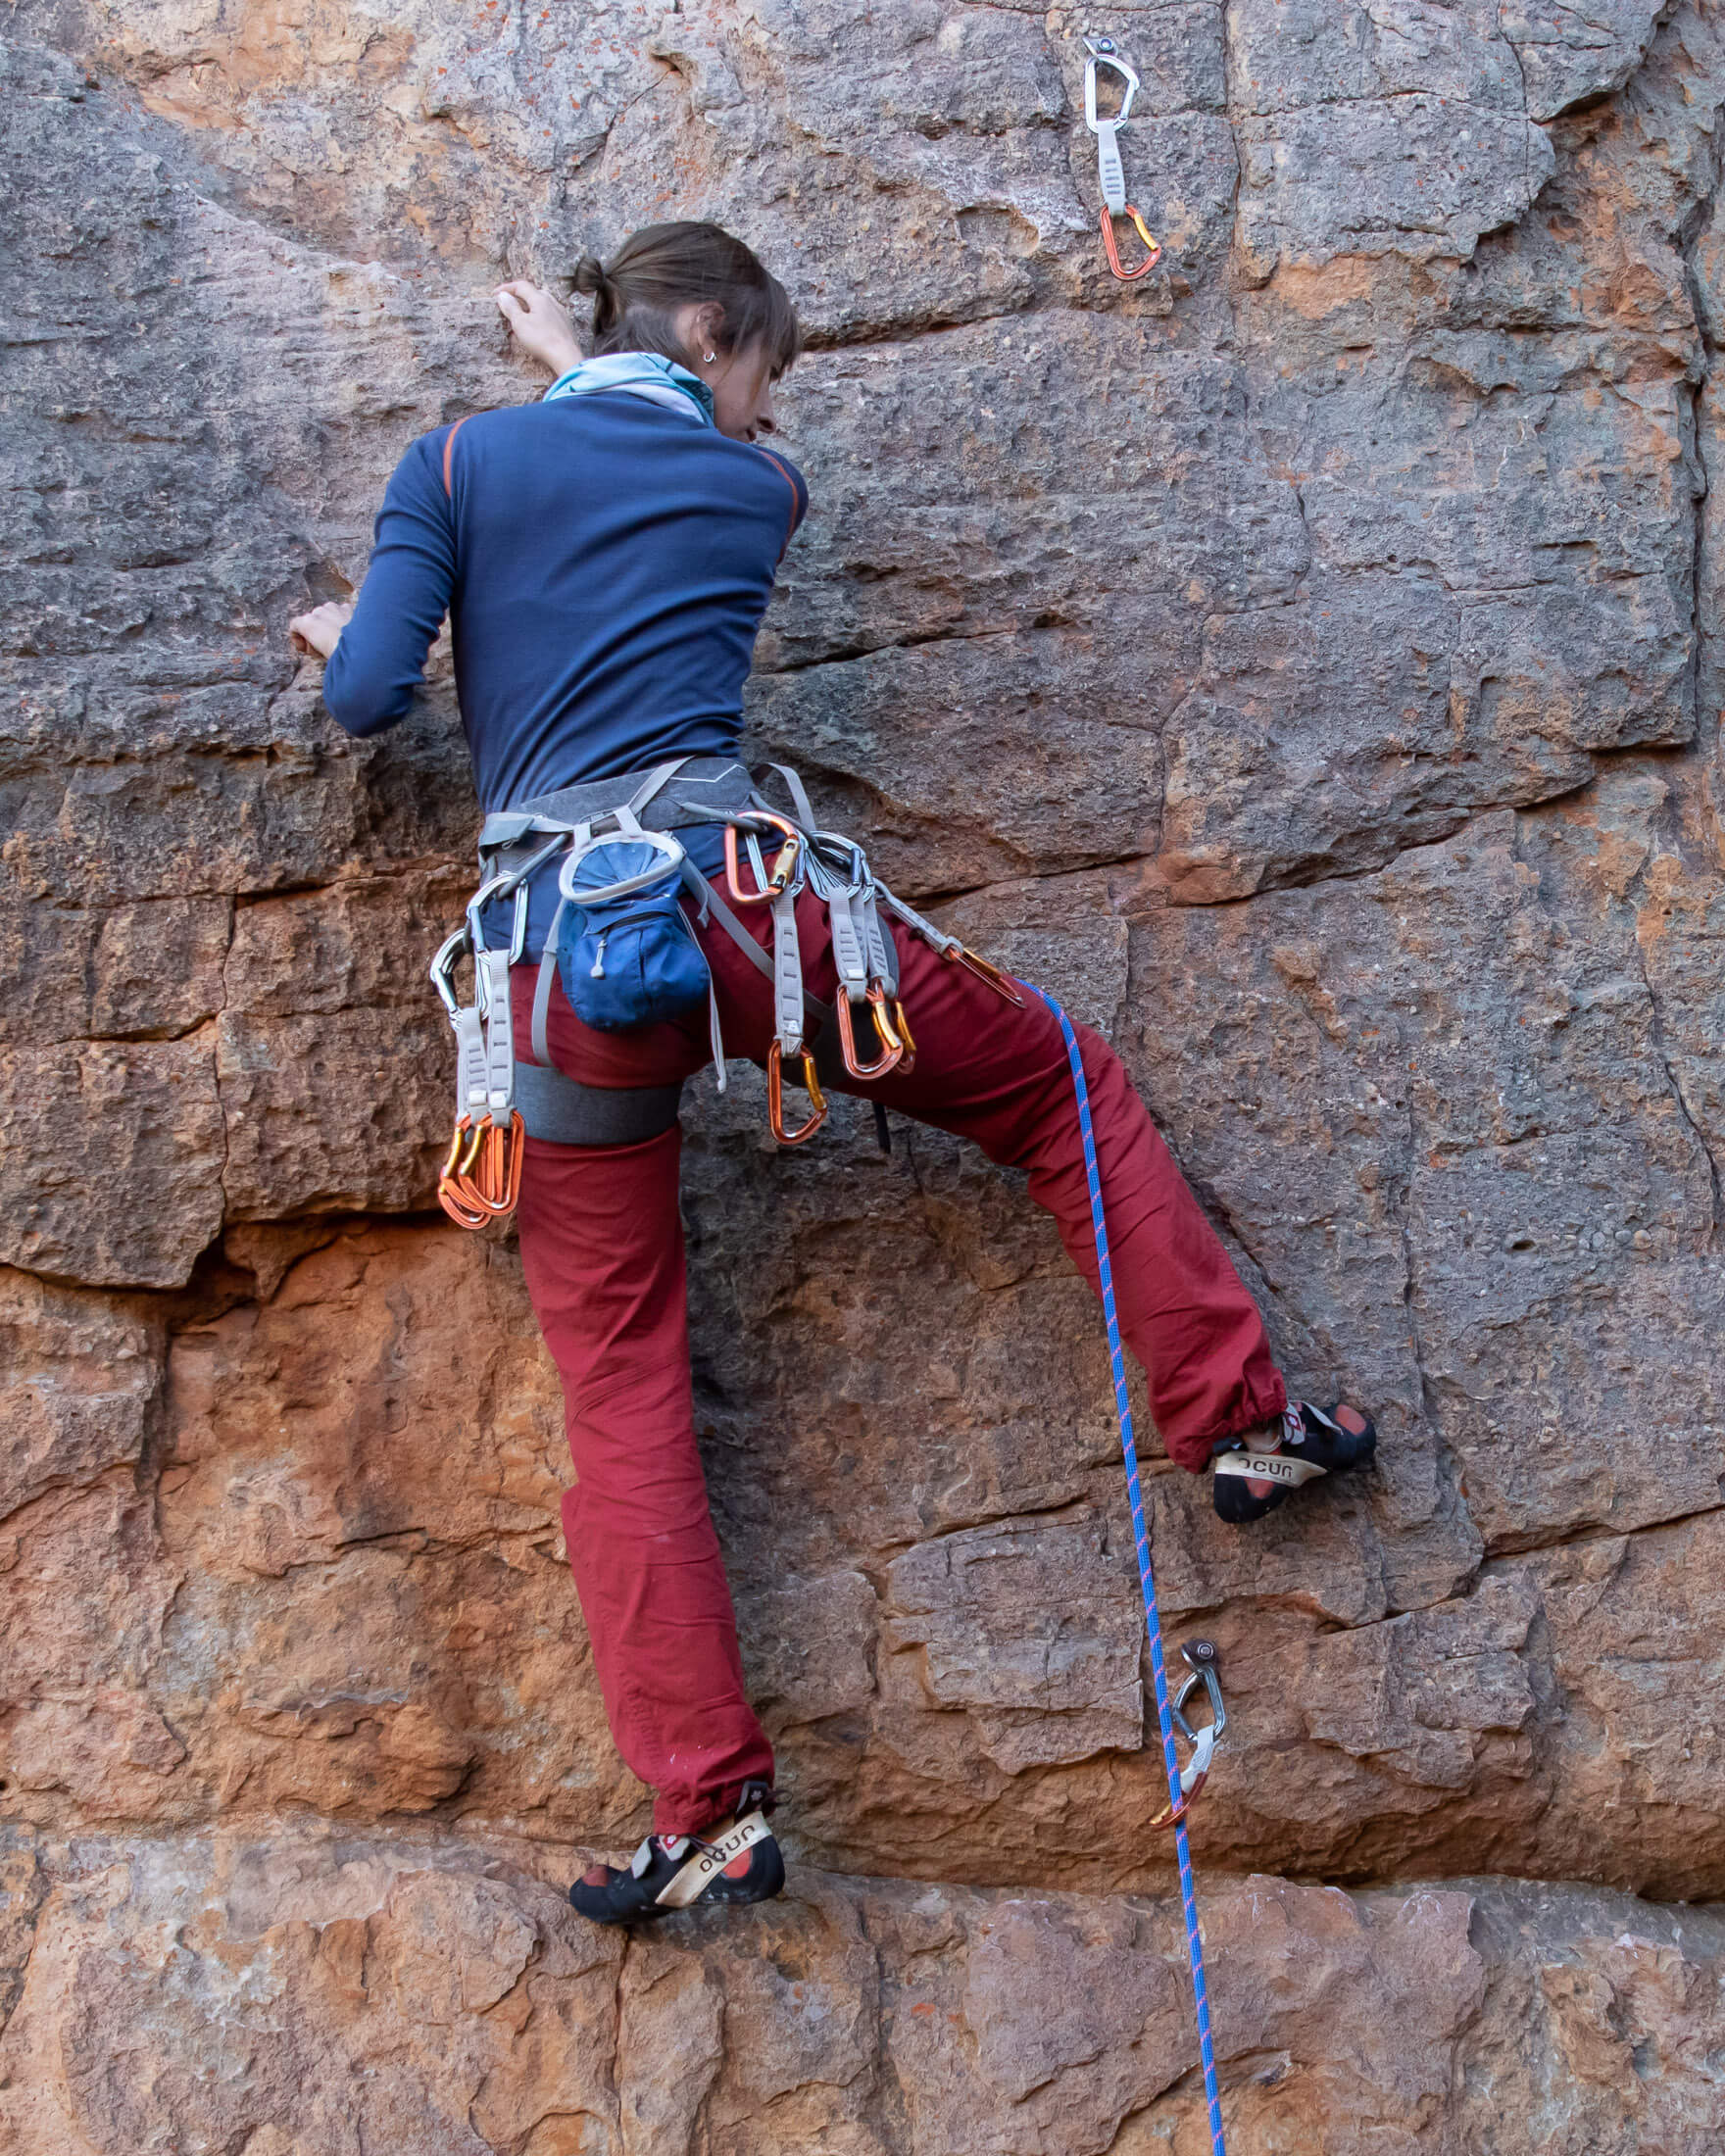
[844,948,1377,1511]
[683,889,1284,1474]
[514,1114,775,1839]
[848,949,1284,1471]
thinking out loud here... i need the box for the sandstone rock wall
[3,0,1725,2146]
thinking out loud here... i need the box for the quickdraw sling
[1083,30,1163,281]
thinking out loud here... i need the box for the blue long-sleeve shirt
[322,382,809,807]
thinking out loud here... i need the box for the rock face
[3,0,1725,2146]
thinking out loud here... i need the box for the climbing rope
[1035,986,1227,2156]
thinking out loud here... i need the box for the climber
[286,220,1377,1930]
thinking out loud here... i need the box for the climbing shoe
[1211,1400,1377,1525]
[568,1783,784,1927]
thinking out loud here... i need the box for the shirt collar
[542,350,715,427]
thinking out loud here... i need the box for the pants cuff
[1170,1375,1291,1474]
[653,1774,774,1838]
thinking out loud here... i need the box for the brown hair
[572,221,802,376]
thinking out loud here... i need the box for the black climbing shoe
[1211,1400,1377,1525]
[568,1783,784,1927]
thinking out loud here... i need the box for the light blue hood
[543,349,715,427]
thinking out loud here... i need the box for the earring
[703,350,716,364]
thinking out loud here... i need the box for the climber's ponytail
[573,222,801,375]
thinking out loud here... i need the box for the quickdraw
[1083,30,1162,282]
[802,831,906,1084]
[766,1040,827,1147]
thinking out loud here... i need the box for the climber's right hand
[289,601,353,659]
[496,281,583,376]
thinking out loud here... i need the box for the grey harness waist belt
[478,758,755,871]
[513,1059,683,1147]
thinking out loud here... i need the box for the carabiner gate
[724,811,805,906]
[890,997,916,1075]
[767,1041,828,1146]
[835,981,906,1082]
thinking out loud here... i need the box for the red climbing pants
[511,891,1286,1836]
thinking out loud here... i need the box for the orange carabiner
[1148,1740,1215,1832]
[494,1110,526,1212]
[835,984,905,1081]
[438,1110,525,1222]
[766,1041,828,1146]
[438,1118,492,1229]
[439,1182,490,1229]
[442,1116,474,1184]
[1100,204,1161,282]
[890,997,915,1076]
[469,1111,525,1216]
[724,815,803,906]
[943,943,1025,1007]
[1149,1786,1201,1835]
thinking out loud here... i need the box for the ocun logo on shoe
[693,1816,763,1877]
[656,1810,773,1908]
[1241,1453,1298,1481]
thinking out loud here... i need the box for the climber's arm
[297,433,456,738]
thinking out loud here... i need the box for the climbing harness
[428,756,1022,1221]
[430,776,1230,2129]
[1037,984,1227,2155]
[1082,30,1163,281]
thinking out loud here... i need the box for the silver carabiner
[1173,1638,1225,1751]
[1083,29,1138,214]
[466,870,520,958]
[1149,1639,1225,1830]
[428,925,470,1022]
[467,836,565,962]
[806,832,870,899]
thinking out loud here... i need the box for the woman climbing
[287,221,1376,1929]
